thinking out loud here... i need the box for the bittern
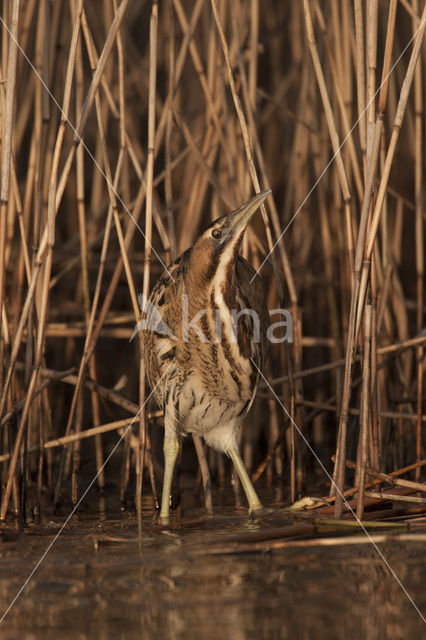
[143,190,270,523]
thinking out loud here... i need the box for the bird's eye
[212,228,222,239]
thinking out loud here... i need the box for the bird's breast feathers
[143,253,266,431]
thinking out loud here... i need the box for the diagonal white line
[0,359,175,625]
[0,15,175,283]
[251,12,426,282]
[250,358,426,625]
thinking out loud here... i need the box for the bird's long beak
[227,189,271,235]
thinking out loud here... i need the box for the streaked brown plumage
[143,190,270,522]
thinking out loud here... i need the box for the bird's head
[189,190,271,284]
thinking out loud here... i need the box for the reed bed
[0,0,425,525]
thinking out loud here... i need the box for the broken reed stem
[0,418,137,463]
[337,458,426,494]
[307,458,426,510]
[364,492,426,505]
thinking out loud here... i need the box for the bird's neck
[211,243,238,309]
[188,240,238,298]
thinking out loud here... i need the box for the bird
[142,190,270,523]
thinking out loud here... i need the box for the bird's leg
[192,434,213,515]
[160,432,179,524]
[228,447,263,515]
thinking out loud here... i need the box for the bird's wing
[236,256,269,369]
[142,250,192,399]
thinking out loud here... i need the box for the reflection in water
[0,496,425,639]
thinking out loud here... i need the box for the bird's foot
[248,501,264,518]
[159,512,170,526]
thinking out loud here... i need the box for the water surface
[0,488,425,639]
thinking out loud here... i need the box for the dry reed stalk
[355,304,372,518]
[95,151,138,316]
[303,0,353,259]
[334,2,394,498]
[305,1,357,506]
[248,0,259,113]
[54,4,129,213]
[359,5,426,314]
[173,112,232,208]
[366,0,378,135]
[364,491,426,505]
[209,0,275,261]
[314,3,363,203]
[195,532,426,553]
[192,435,213,515]
[287,400,426,424]
[333,1,423,516]
[227,0,301,496]
[0,0,129,427]
[0,0,20,390]
[268,396,283,480]
[311,132,342,365]
[264,334,426,388]
[79,14,170,248]
[1,367,75,428]
[0,0,84,520]
[57,9,136,459]
[165,0,177,260]
[10,364,162,426]
[73,0,104,496]
[54,190,113,505]
[231,28,300,342]
[251,417,287,485]
[231,41,300,482]
[364,466,426,494]
[341,457,426,491]
[400,0,421,22]
[307,458,426,511]
[173,0,235,183]
[368,260,380,469]
[0,1,423,525]
[138,0,158,537]
[412,0,424,481]
[152,0,204,151]
[74,192,146,365]
[176,124,218,251]
[55,3,131,505]
[0,418,136,464]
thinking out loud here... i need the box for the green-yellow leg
[160,433,179,523]
[228,447,263,515]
